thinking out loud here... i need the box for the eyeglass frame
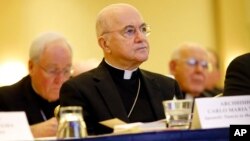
[182,58,209,69]
[37,63,72,77]
[101,23,151,39]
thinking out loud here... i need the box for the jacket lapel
[140,70,165,120]
[93,62,129,122]
[24,76,47,122]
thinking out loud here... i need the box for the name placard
[193,95,250,129]
[0,112,33,140]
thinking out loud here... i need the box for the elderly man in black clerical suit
[224,53,250,96]
[169,42,210,99]
[0,32,72,137]
[59,3,183,135]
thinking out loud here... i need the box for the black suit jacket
[224,53,250,96]
[0,75,58,125]
[60,60,183,135]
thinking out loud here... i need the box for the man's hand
[30,117,58,138]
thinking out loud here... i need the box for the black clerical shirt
[104,62,156,123]
[32,87,59,121]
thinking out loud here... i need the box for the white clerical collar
[105,59,138,80]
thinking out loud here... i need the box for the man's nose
[54,72,68,83]
[195,64,206,72]
[134,29,147,41]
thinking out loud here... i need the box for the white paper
[113,119,167,134]
[195,95,250,129]
[0,112,34,140]
[114,122,143,133]
[99,118,127,129]
[138,119,167,131]
[100,118,167,134]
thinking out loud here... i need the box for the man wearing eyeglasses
[0,32,72,137]
[60,3,183,135]
[169,42,209,99]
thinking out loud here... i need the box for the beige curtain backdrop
[0,0,249,86]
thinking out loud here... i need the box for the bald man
[0,32,72,137]
[60,3,183,135]
[169,42,209,99]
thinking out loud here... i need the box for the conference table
[58,128,229,141]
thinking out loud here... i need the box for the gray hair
[171,42,207,60]
[96,10,109,38]
[29,32,72,62]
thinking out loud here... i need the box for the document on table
[99,118,167,134]
[0,112,34,140]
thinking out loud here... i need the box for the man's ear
[28,60,34,75]
[98,36,111,53]
[169,60,177,74]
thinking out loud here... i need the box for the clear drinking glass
[56,106,87,139]
[162,99,193,129]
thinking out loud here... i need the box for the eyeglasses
[102,24,151,39]
[38,63,72,77]
[184,58,209,69]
